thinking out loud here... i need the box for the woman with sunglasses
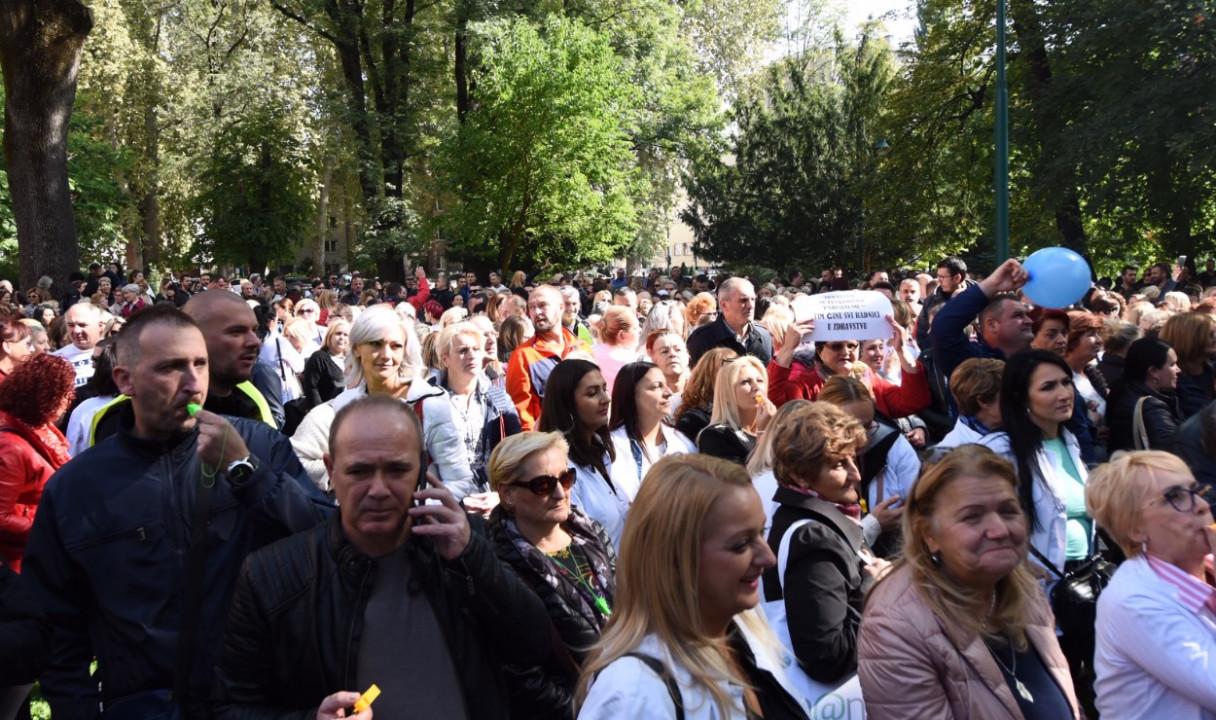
[1086,451,1216,718]
[489,431,616,720]
[767,317,930,420]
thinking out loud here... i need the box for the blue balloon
[1022,247,1092,309]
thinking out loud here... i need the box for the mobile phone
[413,449,430,507]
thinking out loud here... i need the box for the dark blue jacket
[22,408,334,719]
[928,283,1005,383]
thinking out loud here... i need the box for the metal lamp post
[994,0,1010,262]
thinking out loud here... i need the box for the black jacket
[696,423,756,466]
[1107,383,1181,453]
[22,408,334,719]
[1172,401,1216,491]
[487,507,615,719]
[0,561,48,684]
[686,313,773,368]
[213,515,551,720]
[763,488,873,684]
[674,405,712,446]
[1097,354,1126,390]
[299,349,344,409]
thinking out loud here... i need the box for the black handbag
[1028,545,1116,635]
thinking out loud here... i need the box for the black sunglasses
[826,342,859,352]
[509,468,577,496]
[1157,484,1215,514]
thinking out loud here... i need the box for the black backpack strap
[623,653,684,720]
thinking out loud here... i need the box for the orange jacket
[505,328,587,430]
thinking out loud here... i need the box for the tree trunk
[315,158,333,274]
[454,0,469,122]
[0,0,93,294]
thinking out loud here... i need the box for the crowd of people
[0,254,1214,720]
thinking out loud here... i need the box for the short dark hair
[1123,337,1173,384]
[1121,264,1139,274]
[328,394,422,464]
[1152,261,1171,274]
[870,281,896,294]
[979,295,1018,327]
[937,256,967,277]
[116,304,199,364]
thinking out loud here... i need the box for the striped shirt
[1145,552,1216,615]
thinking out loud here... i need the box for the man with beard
[506,285,587,430]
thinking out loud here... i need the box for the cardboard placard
[791,291,893,342]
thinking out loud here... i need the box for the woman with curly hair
[0,353,75,572]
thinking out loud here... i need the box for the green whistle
[186,403,202,417]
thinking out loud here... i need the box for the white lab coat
[579,613,809,719]
[607,425,696,500]
[570,457,630,550]
[1094,555,1216,719]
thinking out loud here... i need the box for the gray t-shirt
[356,546,468,719]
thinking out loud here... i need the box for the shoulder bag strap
[1027,543,1065,579]
[173,468,217,704]
[775,519,814,594]
[622,653,685,720]
[275,337,287,380]
[1133,395,1150,450]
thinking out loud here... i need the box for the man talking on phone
[214,395,550,719]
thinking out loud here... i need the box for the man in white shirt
[52,302,103,388]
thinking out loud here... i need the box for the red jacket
[767,359,931,419]
[0,410,70,572]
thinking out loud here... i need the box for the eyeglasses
[1153,484,1215,513]
[825,342,860,352]
[508,468,576,496]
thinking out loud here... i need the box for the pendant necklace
[991,639,1034,703]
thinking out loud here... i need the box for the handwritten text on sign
[791,291,894,342]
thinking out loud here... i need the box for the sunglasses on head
[509,468,577,496]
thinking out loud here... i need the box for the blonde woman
[300,318,350,408]
[294,298,324,350]
[858,445,1081,719]
[578,454,809,719]
[674,347,739,444]
[592,306,640,393]
[488,431,615,719]
[746,399,814,535]
[1085,451,1216,718]
[696,356,776,465]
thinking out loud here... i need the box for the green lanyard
[550,545,612,617]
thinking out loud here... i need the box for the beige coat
[857,564,1081,720]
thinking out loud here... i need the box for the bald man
[686,276,772,367]
[183,290,280,426]
[53,302,104,388]
[505,284,588,430]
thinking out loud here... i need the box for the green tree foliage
[682,32,893,272]
[192,106,313,271]
[865,0,1216,274]
[437,16,643,272]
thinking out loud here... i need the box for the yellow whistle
[353,684,380,713]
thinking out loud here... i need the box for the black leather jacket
[213,515,551,720]
[488,507,615,719]
[1107,383,1181,453]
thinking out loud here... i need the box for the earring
[930,551,942,567]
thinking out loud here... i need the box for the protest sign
[791,291,894,342]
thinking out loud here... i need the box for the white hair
[345,305,423,387]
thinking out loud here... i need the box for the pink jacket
[857,564,1081,720]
